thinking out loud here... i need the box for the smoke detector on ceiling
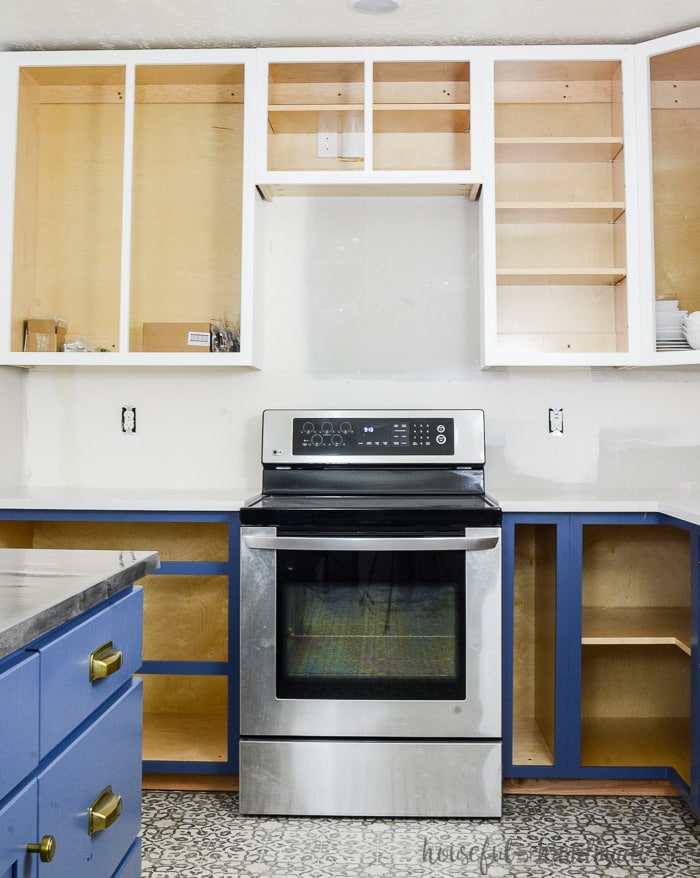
[349,0,402,13]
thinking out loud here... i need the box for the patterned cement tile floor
[140,791,700,877]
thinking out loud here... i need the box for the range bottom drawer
[240,739,502,818]
[38,680,142,878]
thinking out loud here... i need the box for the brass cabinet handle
[88,785,122,835]
[89,641,123,682]
[27,835,56,862]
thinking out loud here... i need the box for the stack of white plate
[656,299,688,349]
[682,311,700,349]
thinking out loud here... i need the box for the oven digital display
[292,417,454,455]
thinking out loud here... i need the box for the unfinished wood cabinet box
[372,61,471,172]
[5,54,254,364]
[649,44,700,342]
[0,517,232,771]
[263,57,472,180]
[129,64,245,354]
[11,65,126,355]
[266,61,365,173]
[580,524,691,783]
[493,59,629,358]
[511,523,557,768]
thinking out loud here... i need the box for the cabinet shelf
[582,607,691,655]
[497,268,627,285]
[268,104,363,134]
[496,203,625,223]
[496,136,624,163]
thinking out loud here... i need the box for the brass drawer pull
[89,641,123,682]
[88,785,122,835]
[27,835,56,862]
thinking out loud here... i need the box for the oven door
[240,525,501,739]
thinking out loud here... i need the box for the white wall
[0,366,26,486]
[23,195,700,495]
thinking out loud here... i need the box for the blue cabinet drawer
[113,839,141,878]
[0,652,39,802]
[0,780,38,878]
[36,586,143,758]
[38,679,142,878]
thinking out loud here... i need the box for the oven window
[276,549,466,700]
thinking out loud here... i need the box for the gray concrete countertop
[0,548,159,660]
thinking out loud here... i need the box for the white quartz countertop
[494,487,700,527]
[0,548,159,660]
[0,487,259,512]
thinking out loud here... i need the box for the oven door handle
[242,534,499,552]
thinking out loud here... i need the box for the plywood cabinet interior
[259,53,477,197]
[507,515,694,791]
[493,59,629,359]
[649,43,700,347]
[11,66,126,355]
[511,523,557,767]
[4,53,256,365]
[0,515,235,774]
[129,64,245,353]
[580,524,691,782]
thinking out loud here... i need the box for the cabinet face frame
[635,25,700,366]
[254,46,489,198]
[480,44,641,367]
[0,48,260,368]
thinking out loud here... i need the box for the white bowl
[685,330,700,350]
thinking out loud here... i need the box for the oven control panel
[291,417,455,455]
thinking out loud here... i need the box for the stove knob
[339,421,352,434]
[302,421,315,434]
[311,433,323,446]
[331,434,343,446]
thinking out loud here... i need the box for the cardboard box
[24,318,68,352]
[142,322,212,353]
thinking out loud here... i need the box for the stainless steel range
[239,409,502,818]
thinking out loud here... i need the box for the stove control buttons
[291,417,453,454]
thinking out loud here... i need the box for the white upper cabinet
[480,45,640,367]
[254,47,487,198]
[635,27,700,365]
[0,49,260,366]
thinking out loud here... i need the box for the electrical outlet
[548,407,564,434]
[121,406,136,433]
[317,130,338,158]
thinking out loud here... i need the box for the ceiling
[2,0,700,53]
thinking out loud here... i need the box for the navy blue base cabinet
[503,511,700,816]
[0,586,144,878]
[0,510,240,778]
